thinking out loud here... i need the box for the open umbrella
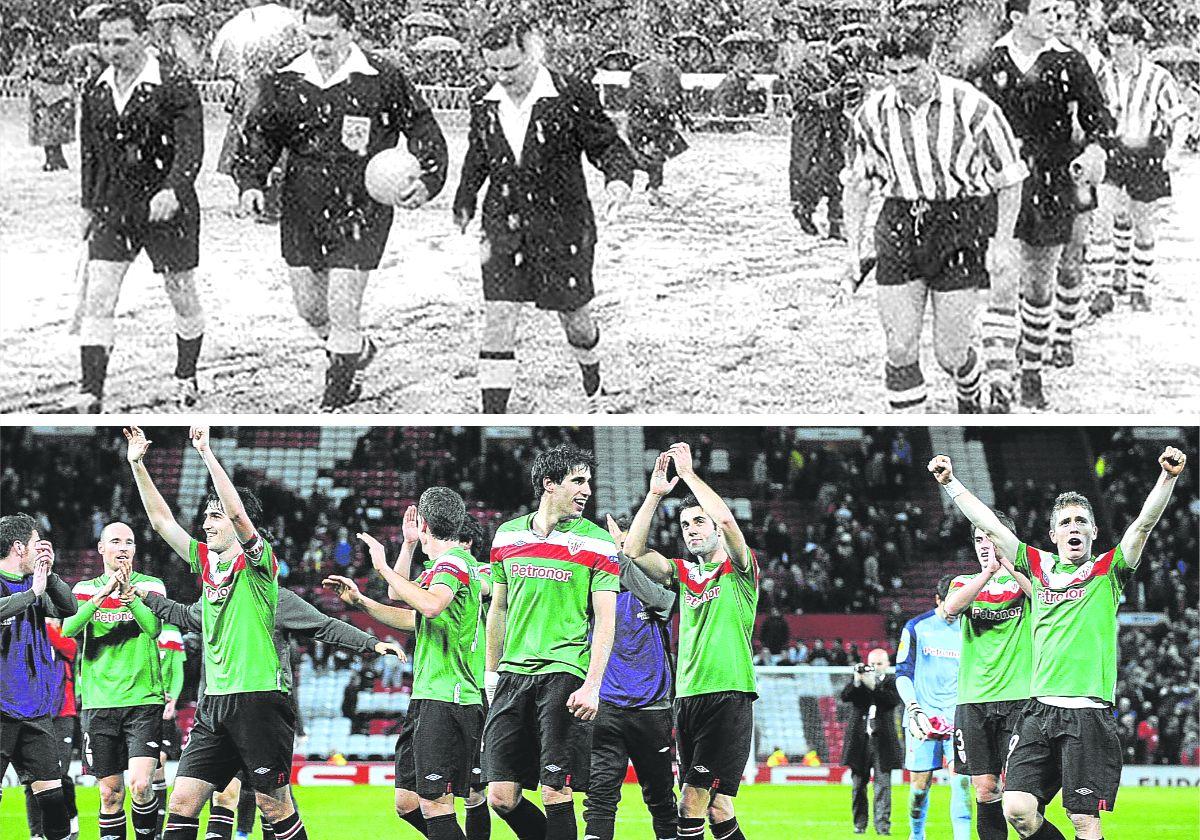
[719,29,766,49]
[672,30,714,51]
[401,11,452,31]
[412,35,463,53]
[1148,45,1200,64]
[599,48,636,70]
[66,41,100,59]
[148,3,195,21]
[78,3,111,21]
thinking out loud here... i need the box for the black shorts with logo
[81,703,165,779]
[394,698,485,799]
[160,715,181,760]
[176,691,295,793]
[0,713,64,784]
[1003,700,1122,815]
[875,196,994,292]
[482,671,594,791]
[954,699,1025,777]
[1105,139,1172,204]
[675,691,755,797]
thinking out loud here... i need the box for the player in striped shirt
[930,447,1187,840]
[483,443,619,840]
[841,23,1027,414]
[942,510,1034,840]
[971,0,1114,411]
[62,521,167,840]
[1089,13,1191,315]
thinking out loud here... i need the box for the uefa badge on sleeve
[341,115,372,155]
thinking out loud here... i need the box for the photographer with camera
[839,648,902,835]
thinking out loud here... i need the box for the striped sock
[981,305,1018,390]
[205,806,235,840]
[100,810,127,840]
[1113,213,1132,278]
[710,817,746,840]
[676,816,705,840]
[132,799,160,840]
[1131,242,1154,295]
[951,347,982,406]
[1087,239,1114,294]
[1055,255,1084,344]
[1019,295,1052,371]
[271,812,307,840]
[884,360,926,413]
[162,814,198,840]
[153,781,168,837]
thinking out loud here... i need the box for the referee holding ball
[235,0,447,409]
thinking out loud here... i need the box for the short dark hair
[877,24,935,61]
[419,487,467,541]
[936,573,954,603]
[205,487,264,525]
[480,16,533,52]
[456,513,487,551]
[97,2,148,31]
[303,0,354,29]
[677,495,702,517]
[1107,14,1145,41]
[1050,491,1095,531]
[530,444,596,499]
[1005,0,1032,16]
[612,514,631,532]
[974,510,1018,541]
[0,513,38,557]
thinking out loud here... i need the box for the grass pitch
[3,783,1198,839]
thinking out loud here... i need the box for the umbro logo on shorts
[546,764,562,772]
[147,741,158,748]
[472,768,482,775]
[1075,787,1094,796]
[695,765,709,773]
[425,773,443,781]
[254,767,271,774]
[659,747,670,752]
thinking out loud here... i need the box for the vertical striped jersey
[1096,58,1187,145]
[848,73,1028,201]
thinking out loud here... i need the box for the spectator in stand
[829,638,849,666]
[785,641,809,665]
[760,607,790,655]
[332,527,353,569]
[753,646,778,666]
[809,639,830,666]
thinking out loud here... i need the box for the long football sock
[426,813,467,840]
[162,814,199,840]
[153,781,167,838]
[908,784,930,840]
[981,305,1018,391]
[884,360,926,413]
[675,816,704,840]
[951,347,982,406]
[175,334,203,380]
[976,799,1007,840]
[568,327,602,397]
[465,798,491,840]
[1054,253,1084,345]
[1019,294,1052,371]
[132,798,161,840]
[498,798,546,840]
[99,810,127,840]
[709,816,745,840]
[544,801,577,840]
[1113,214,1132,276]
[25,783,44,836]
[34,788,70,840]
[235,785,257,836]
[205,805,235,840]
[270,812,307,840]
[1027,818,1066,840]
[80,345,111,399]
[480,349,516,413]
[950,775,972,840]
[1130,241,1154,297]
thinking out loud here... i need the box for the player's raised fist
[1160,447,1186,477]
[649,452,679,497]
[667,442,695,477]
[928,455,954,485]
[123,426,152,464]
[190,426,210,452]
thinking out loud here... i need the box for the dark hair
[456,513,487,553]
[530,444,596,499]
[1106,14,1145,41]
[1050,491,1095,531]
[480,16,533,52]
[97,2,148,32]
[0,513,38,557]
[303,0,355,29]
[974,510,1018,541]
[612,514,631,532]
[677,495,702,517]
[936,573,954,603]
[205,486,264,526]
[419,487,467,541]
[877,24,935,61]
[1005,0,1031,16]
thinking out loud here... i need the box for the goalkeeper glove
[906,702,932,741]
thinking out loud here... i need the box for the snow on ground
[1,100,1197,414]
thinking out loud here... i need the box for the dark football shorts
[675,691,755,797]
[81,703,165,778]
[1003,700,1122,815]
[483,671,594,791]
[954,699,1026,777]
[176,691,295,793]
[1105,139,1172,204]
[280,160,393,271]
[0,713,64,784]
[1014,156,1082,247]
[88,189,201,273]
[160,715,181,760]
[875,196,993,292]
[394,698,485,799]
[470,697,488,793]
[480,226,597,312]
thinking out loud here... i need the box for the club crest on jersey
[567,536,584,555]
[341,115,371,154]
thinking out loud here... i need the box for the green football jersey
[1015,543,1130,702]
[412,547,484,705]
[672,546,759,698]
[187,537,284,696]
[64,571,166,709]
[467,557,491,688]
[490,514,620,679]
[950,571,1032,704]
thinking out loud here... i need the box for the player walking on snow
[929,445,1187,840]
[62,521,168,840]
[482,443,619,840]
[894,577,972,840]
[236,0,448,409]
[942,510,1035,840]
[624,443,758,840]
[125,426,308,840]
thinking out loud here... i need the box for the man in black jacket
[453,16,635,415]
[840,648,902,835]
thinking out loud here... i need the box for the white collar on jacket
[280,42,377,90]
[98,53,161,116]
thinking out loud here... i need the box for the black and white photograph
[1,0,1198,414]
